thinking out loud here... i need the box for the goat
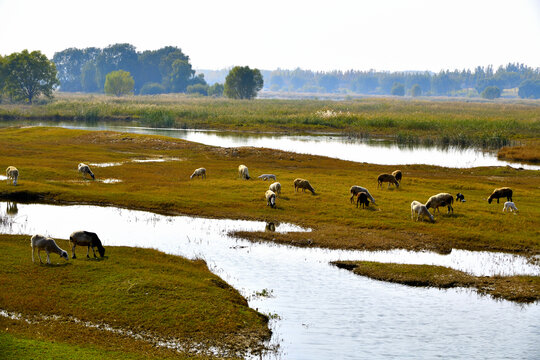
[31,234,69,264]
[377,173,399,189]
[78,163,95,180]
[238,165,250,180]
[294,178,315,194]
[502,201,518,213]
[258,174,276,181]
[6,166,18,186]
[425,193,454,214]
[411,201,435,223]
[392,170,402,183]
[356,192,370,208]
[190,167,206,179]
[265,190,276,208]
[350,185,376,205]
[456,193,466,202]
[69,231,106,259]
[488,187,513,204]
[269,182,281,196]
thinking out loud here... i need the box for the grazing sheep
[392,170,402,183]
[456,193,466,202]
[269,182,281,196]
[411,201,435,223]
[350,185,376,205]
[31,234,69,264]
[238,165,250,180]
[488,187,513,204]
[502,201,518,213]
[265,189,276,208]
[377,173,399,189]
[294,178,315,194]
[356,192,370,208]
[425,193,454,214]
[258,174,276,181]
[190,167,206,179]
[78,163,95,180]
[6,166,18,186]
[69,231,106,259]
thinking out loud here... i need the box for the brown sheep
[294,178,315,194]
[350,185,376,205]
[377,173,399,189]
[392,170,402,183]
[425,193,454,214]
[488,187,513,204]
[356,192,370,208]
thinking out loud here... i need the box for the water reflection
[7,122,539,170]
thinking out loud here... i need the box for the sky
[0,0,539,72]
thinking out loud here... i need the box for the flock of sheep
[3,160,519,264]
[188,165,519,223]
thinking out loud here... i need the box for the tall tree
[104,70,134,96]
[3,50,58,103]
[95,43,138,90]
[81,61,100,92]
[224,66,263,99]
[166,59,195,92]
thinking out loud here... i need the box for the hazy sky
[0,0,539,72]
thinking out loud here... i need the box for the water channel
[5,121,539,170]
[1,201,539,359]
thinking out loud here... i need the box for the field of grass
[1,93,539,147]
[0,234,270,359]
[332,261,540,303]
[498,139,540,163]
[0,127,539,257]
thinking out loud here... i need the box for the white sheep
[31,234,69,264]
[258,174,276,181]
[265,189,276,208]
[190,167,206,179]
[411,201,435,223]
[6,166,18,186]
[78,163,95,180]
[502,201,518,213]
[238,165,250,180]
[350,185,376,205]
[269,182,281,197]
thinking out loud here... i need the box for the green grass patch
[332,261,540,303]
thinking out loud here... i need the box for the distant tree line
[53,43,208,95]
[264,64,540,98]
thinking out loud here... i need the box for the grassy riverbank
[1,127,539,256]
[1,93,539,147]
[332,261,540,303]
[0,234,270,359]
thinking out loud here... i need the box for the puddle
[0,201,538,359]
[98,178,122,184]
[89,162,123,168]
[131,157,181,163]
[0,175,8,180]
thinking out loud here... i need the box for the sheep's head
[60,251,69,261]
[487,197,493,204]
[98,247,106,257]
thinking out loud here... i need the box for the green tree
[410,84,422,97]
[166,59,194,92]
[3,50,58,103]
[224,66,263,99]
[208,83,224,97]
[481,86,501,99]
[186,83,209,96]
[139,82,166,95]
[391,82,405,96]
[81,61,100,92]
[104,70,134,96]
[518,79,540,99]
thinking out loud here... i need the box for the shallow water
[1,202,539,359]
[7,122,539,170]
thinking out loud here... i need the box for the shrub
[481,86,501,100]
[140,83,166,95]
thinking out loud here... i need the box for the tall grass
[1,93,539,147]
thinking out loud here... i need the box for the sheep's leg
[86,246,90,258]
[72,244,77,259]
[91,246,97,258]
[46,251,51,264]
[38,249,43,264]
[497,198,500,203]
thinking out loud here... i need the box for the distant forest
[53,43,540,97]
